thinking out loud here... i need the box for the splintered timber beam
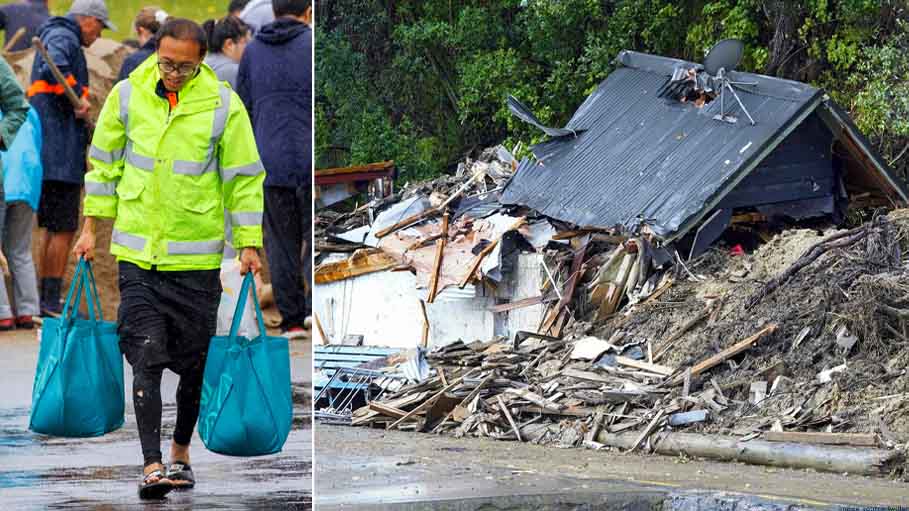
[387,368,480,430]
[431,372,497,434]
[374,207,440,239]
[314,249,398,284]
[669,324,777,385]
[375,170,485,239]
[419,299,430,348]
[314,313,329,345]
[540,240,588,335]
[427,211,450,303]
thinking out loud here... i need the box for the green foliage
[317,0,909,183]
[845,19,909,170]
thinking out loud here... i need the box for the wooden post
[419,300,430,348]
[314,313,329,345]
[427,211,449,303]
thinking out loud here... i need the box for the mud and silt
[574,211,909,440]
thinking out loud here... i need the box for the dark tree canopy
[317,1,909,183]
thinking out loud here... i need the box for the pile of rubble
[316,148,909,478]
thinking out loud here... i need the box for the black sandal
[166,462,195,489]
[138,469,174,500]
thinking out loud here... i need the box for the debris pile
[316,45,909,479]
[333,206,909,476]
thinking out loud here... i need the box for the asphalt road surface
[0,329,312,510]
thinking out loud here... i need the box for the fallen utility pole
[596,431,903,477]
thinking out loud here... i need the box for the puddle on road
[318,491,822,511]
[0,401,312,509]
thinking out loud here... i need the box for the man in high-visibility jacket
[73,18,264,500]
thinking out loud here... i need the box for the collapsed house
[315,49,909,475]
[315,48,906,350]
[504,50,907,253]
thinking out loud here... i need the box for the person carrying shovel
[73,17,265,499]
[28,0,114,317]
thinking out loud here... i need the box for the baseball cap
[68,0,118,31]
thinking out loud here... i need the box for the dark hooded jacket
[117,36,156,82]
[236,18,311,188]
[29,15,89,184]
[0,0,49,53]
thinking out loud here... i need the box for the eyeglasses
[157,60,198,76]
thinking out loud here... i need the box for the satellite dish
[702,39,756,125]
[703,39,745,76]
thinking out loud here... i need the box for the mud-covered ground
[315,424,909,509]
[0,331,312,509]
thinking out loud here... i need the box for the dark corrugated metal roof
[501,50,829,240]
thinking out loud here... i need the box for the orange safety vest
[27,73,89,99]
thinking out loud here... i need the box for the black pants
[117,262,221,467]
[264,185,311,328]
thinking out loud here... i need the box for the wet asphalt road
[0,329,312,510]
[316,424,909,510]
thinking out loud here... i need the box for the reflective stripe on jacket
[27,73,89,99]
[29,15,89,184]
[83,56,265,271]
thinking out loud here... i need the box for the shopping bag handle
[60,258,103,323]
[83,261,104,321]
[228,272,268,342]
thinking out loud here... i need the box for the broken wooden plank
[642,278,673,305]
[314,248,399,284]
[367,401,408,419]
[627,409,665,453]
[488,295,546,313]
[376,171,485,239]
[419,300,430,348]
[387,368,479,430]
[670,324,777,385]
[314,313,329,345]
[560,368,612,384]
[596,252,634,320]
[540,240,589,335]
[430,372,496,433]
[426,211,450,303]
[516,405,594,417]
[505,387,565,410]
[459,217,527,288]
[497,395,523,442]
[614,356,674,376]
[763,431,878,447]
[375,207,439,239]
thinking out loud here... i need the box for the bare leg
[43,232,75,278]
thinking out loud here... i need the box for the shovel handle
[31,37,83,109]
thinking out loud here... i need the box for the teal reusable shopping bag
[29,259,124,437]
[199,272,293,456]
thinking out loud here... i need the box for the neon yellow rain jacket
[84,56,264,271]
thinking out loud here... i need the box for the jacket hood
[38,15,82,44]
[255,18,309,45]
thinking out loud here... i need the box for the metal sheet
[502,50,825,240]
[507,95,581,138]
